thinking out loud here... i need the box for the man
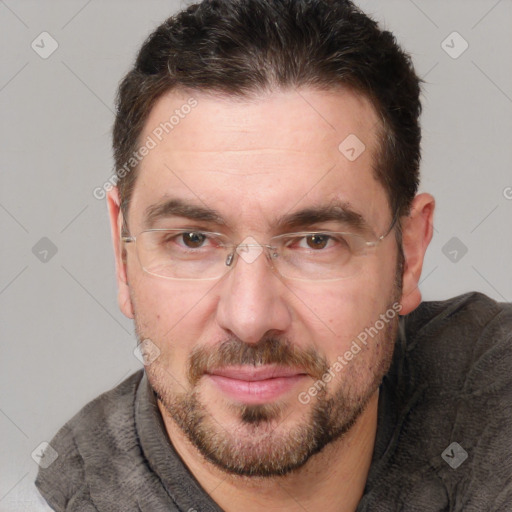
[36,0,512,510]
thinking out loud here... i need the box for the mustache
[188,336,329,386]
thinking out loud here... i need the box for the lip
[206,365,308,404]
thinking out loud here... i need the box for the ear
[107,187,134,319]
[399,193,435,315]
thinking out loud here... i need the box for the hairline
[119,82,393,215]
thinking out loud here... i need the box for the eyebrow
[144,198,227,228]
[275,201,372,234]
[143,197,373,235]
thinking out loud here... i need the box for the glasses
[122,215,397,282]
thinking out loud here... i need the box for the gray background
[1,0,511,509]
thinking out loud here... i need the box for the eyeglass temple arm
[377,209,400,242]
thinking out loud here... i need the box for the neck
[159,390,379,512]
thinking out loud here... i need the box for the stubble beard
[141,303,399,478]
[139,250,404,478]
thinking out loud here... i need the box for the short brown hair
[113,0,422,225]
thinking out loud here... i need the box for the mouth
[205,365,309,404]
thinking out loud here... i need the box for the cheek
[129,273,216,365]
[291,255,397,357]
[130,264,213,320]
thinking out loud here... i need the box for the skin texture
[107,87,434,512]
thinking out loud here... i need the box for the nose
[215,239,292,345]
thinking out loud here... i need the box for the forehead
[129,87,389,234]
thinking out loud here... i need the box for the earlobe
[399,193,435,315]
[107,187,134,319]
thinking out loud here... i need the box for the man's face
[120,88,402,476]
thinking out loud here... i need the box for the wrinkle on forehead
[131,87,389,234]
[140,87,380,155]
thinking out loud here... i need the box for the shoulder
[405,290,512,341]
[389,293,512,508]
[35,370,144,511]
[402,291,512,392]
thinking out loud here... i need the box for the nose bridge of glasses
[224,236,277,268]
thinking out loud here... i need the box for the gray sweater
[36,292,512,511]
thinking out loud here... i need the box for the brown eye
[182,232,207,248]
[306,234,329,249]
